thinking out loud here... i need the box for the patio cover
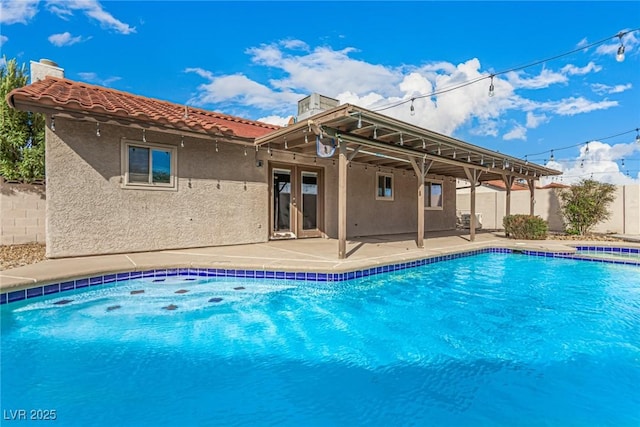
[255,104,562,258]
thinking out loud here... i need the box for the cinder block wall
[0,179,46,245]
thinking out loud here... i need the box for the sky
[1,1,639,185]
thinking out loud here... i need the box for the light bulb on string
[585,142,589,153]
[181,136,184,148]
[635,128,640,144]
[580,159,584,168]
[215,142,219,152]
[550,150,555,161]
[524,155,528,165]
[142,129,146,143]
[488,75,495,97]
[410,98,415,116]
[50,116,55,131]
[96,122,100,137]
[621,158,625,167]
[284,138,288,149]
[616,32,626,62]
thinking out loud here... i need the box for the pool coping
[3,244,639,305]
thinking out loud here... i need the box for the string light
[488,75,495,97]
[215,142,219,152]
[525,127,639,160]
[142,129,146,143]
[373,28,639,113]
[50,116,55,131]
[357,113,362,129]
[621,158,625,167]
[410,98,415,116]
[181,136,184,148]
[244,147,247,156]
[305,134,308,144]
[550,150,555,161]
[96,122,100,137]
[284,138,288,149]
[616,32,626,62]
[524,155,528,165]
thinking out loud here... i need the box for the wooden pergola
[256,104,562,259]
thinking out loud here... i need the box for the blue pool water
[2,253,639,426]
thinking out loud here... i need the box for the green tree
[0,57,45,181]
[559,179,616,235]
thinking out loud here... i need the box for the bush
[503,214,548,240]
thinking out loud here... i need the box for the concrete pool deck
[2,230,640,293]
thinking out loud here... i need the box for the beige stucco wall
[0,180,46,245]
[45,118,269,258]
[45,117,460,257]
[322,163,456,238]
[457,185,640,234]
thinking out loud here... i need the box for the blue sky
[1,1,639,184]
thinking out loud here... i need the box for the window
[425,180,443,209]
[122,140,177,190]
[376,173,393,200]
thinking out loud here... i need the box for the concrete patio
[3,230,638,294]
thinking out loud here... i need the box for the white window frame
[425,179,443,210]
[121,139,177,190]
[376,172,394,201]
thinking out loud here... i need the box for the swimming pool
[2,252,639,426]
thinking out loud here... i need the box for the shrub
[559,179,616,236]
[503,214,548,240]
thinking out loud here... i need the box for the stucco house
[6,60,561,259]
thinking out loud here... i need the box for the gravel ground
[0,243,47,271]
[0,233,624,272]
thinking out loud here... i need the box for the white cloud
[45,0,135,34]
[591,83,632,95]
[187,39,624,138]
[542,140,640,185]
[77,72,121,86]
[526,111,548,128]
[0,35,7,47]
[0,57,6,68]
[48,32,86,46]
[185,70,302,114]
[503,124,527,141]
[256,115,292,127]
[0,0,39,24]
[506,68,568,89]
[561,61,601,75]
[1,0,134,33]
[535,97,618,116]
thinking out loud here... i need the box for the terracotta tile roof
[482,179,530,191]
[538,182,570,189]
[6,77,279,139]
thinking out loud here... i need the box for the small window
[425,181,443,209]
[122,140,177,190]
[376,173,393,201]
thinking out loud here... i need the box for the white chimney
[30,59,64,84]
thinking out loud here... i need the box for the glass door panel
[273,169,292,233]
[301,172,318,230]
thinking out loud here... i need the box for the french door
[270,164,323,239]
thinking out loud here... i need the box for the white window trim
[376,172,394,201]
[425,179,443,210]
[121,138,178,191]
